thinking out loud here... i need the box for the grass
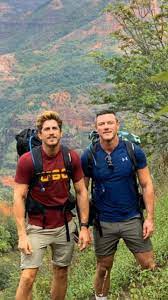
[67,193,168,300]
[0,193,168,300]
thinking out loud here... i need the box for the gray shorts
[93,218,153,257]
[21,219,77,269]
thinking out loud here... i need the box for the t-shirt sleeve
[134,144,147,169]
[15,153,34,184]
[70,150,84,183]
[81,149,91,178]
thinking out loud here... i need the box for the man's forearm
[142,185,155,220]
[76,190,89,224]
[13,196,27,237]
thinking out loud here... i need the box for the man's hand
[18,235,33,255]
[78,227,92,251]
[143,218,154,240]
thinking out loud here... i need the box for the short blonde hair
[36,111,62,132]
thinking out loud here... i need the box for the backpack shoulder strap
[26,145,43,191]
[86,143,99,200]
[31,145,43,174]
[124,141,145,214]
[124,141,137,171]
[61,145,73,179]
[124,140,140,194]
[87,142,98,169]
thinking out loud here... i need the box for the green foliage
[0,192,168,299]
[4,217,18,250]
[92,0,168,152]
[67,247,96,299]
[128,268,168,300]
[0,253,20,295]
[152,71,168,82]
[0,225,11,253]
[93,48,168,113]
[122,194,168,300]
[0,264,11,291]
[0,213,18,252]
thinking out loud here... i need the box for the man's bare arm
[73,178,91,250]
[13,183,32,254]
[84,177,90,190]
[137,166,155,220]
[74,178,89,224]
[13,183,28,235]
[137,166,155,239]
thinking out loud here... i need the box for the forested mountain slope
[0,0,118,175]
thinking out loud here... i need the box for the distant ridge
[0,0,117,174]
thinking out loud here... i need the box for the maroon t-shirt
[15,147,84,228]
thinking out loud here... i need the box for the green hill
[1,0,111,52]
[0,0,117,174]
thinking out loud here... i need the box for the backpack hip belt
[26,194,74,242]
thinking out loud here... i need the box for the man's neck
[100,136,119,154]
[42,143,61,157]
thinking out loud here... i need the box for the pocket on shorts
[68,218,78,234]
[69,219,79,243]
[136,218,143,237]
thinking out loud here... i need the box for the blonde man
[14,111,90,300]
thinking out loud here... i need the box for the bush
[0,225,11,253]
[5,217,18,250]
[0,264,11,290]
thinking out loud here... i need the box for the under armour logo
[122,157,128,162]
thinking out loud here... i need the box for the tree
[92,0,168,152]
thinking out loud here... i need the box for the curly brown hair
[36,111,62,132]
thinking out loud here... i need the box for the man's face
[96,113,119,142]
[38,119,62,147]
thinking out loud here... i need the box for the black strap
[61,145,73,179]
[87,143,98,168]
[124,141,139,192]
[86,143,103,233]
[124,141,145,215]
[31,145,43,174]
[28,145,43,189]
[63,207,70,242]
[94,209,103,237]
[87,143,99,197]
[124,141,137,171]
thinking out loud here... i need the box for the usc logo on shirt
[40,169,68,182]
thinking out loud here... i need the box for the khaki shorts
[21,219,77,269]
[93,218,153,257]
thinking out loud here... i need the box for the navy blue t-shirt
[81,140,147,222]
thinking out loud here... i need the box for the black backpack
[86,138,145,231]
[15,128,75,241]
[16,129,41,156]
